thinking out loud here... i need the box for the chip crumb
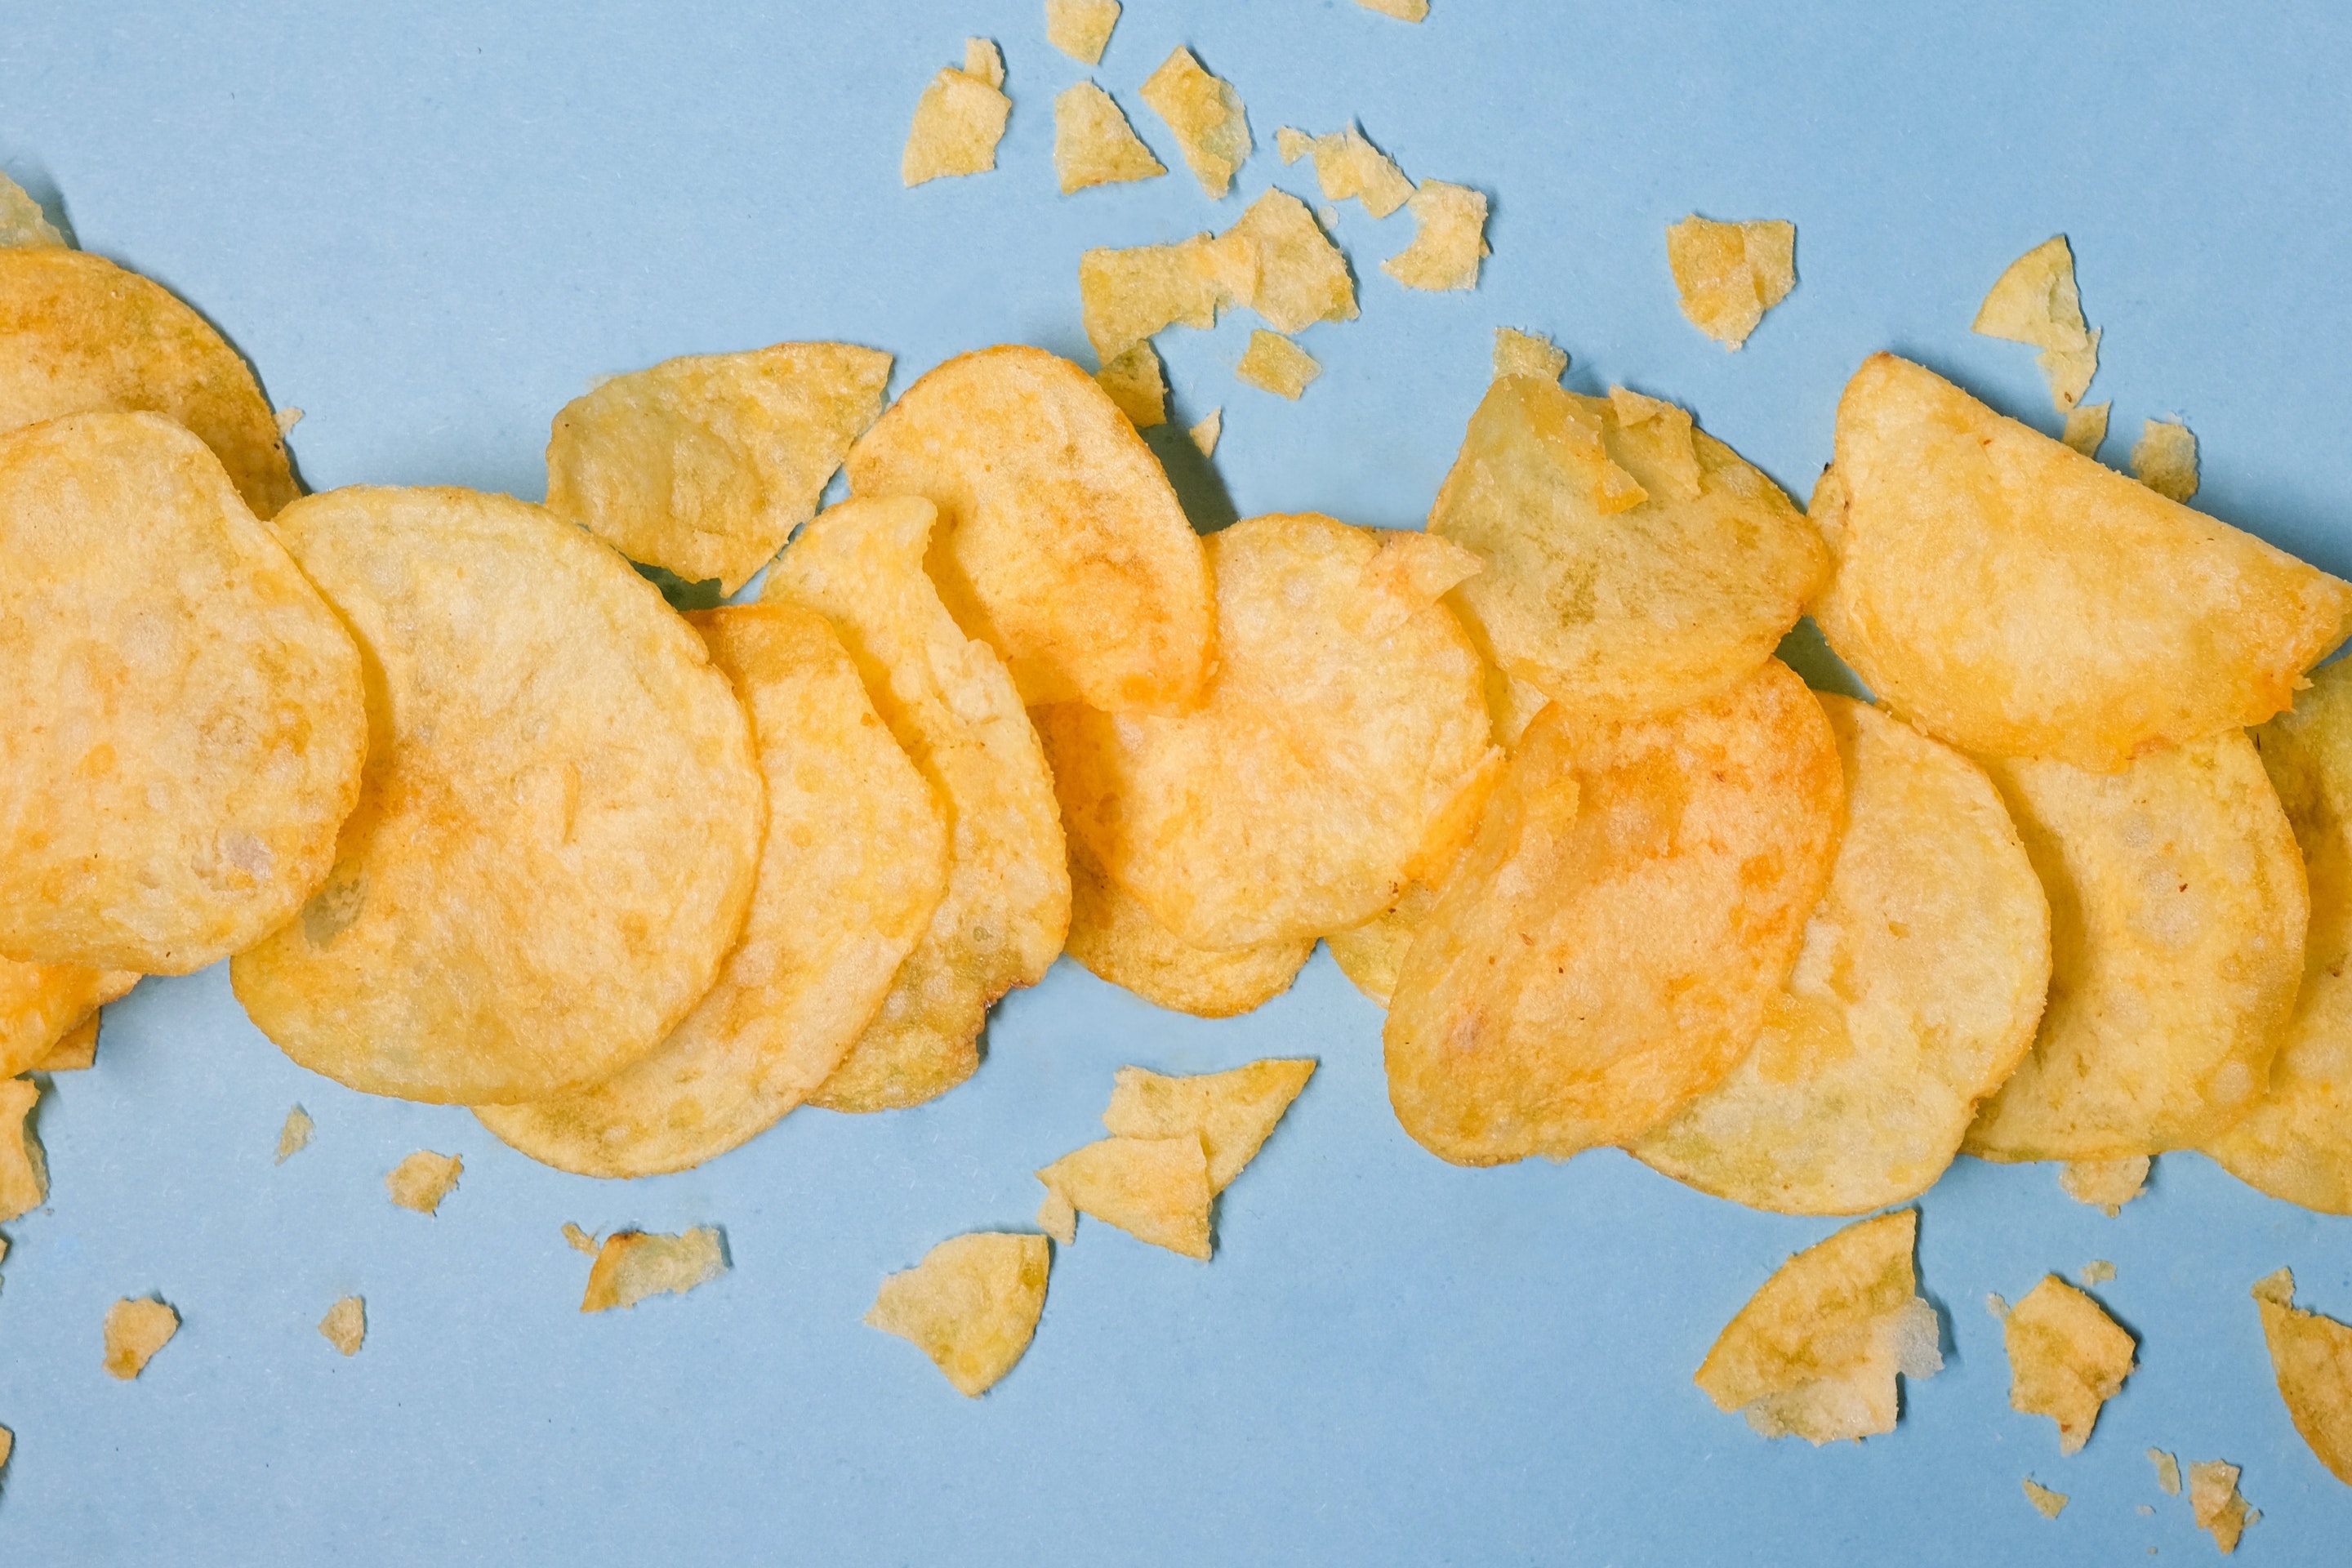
[274,1105,314,1165]
[1236,331,1321,399]
[1352,0,1429,18]
[963,37,1004,90]
[1140,47,1250,199]
[1296,125,1414,219]
[1987,1293,2012,1321]
[40,1009,100,1071]
[385,1151,461,1215]
[866,1232,1051,1396]
[1036,1134,1214,1259]
[1036,1187,1077,1245]
[1493,327,1567,383]
[563,1222,598,1254]
[2005,1275,2136,1454]
[1045,0,1120,65]
[581,1227,728,1312]
[1095,342,1167,428]
[2133,418,2200,503]
[318,1295,365,1356]
[2189,1460,2252,1554]
[0,1077,47,1223]
[2062,400,2110,457]
[0,173,65,248]
[2022,1477,2069,1519]
[1102,1060,1315,1192]
[102,1296,178,1379]
[2081,1259,2116,1286]
[274,406,303,439]
[1665,216,1796,350]
[2137,1503,2154,1516]
[1053,82,1165,194]
[2060,1154,2149,1214]
[1188,408,1222,457]
[2151,1447,2182,1495]
[1973,235,2100,412]
[1383,180,1489,292]
[902,50,1013,187]
[2252,1266,2294,1307]
[1317,205,1339,231]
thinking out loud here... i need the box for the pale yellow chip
[1383,181,1489,292]
[1973,235,2100,412]
[2080,1260,2116,1286]
[1814,354,2352,770]
[1295,126,1414,219]
[902,58,1012,187]
[1235,331,1321,399]
[542,341,893,594]
[1354,0,1429,16]
[0,247,296,517]
[1036,1134,1212,1259]
[1054,82,1165,194]
[1094,342,1166,428]
[274,1105,314,1165]
[1430,372,1827,724]
[1987,1294,2011,1321]
[1102,1060,1315,1192]
[0,174,63,249]
[1326,881,1441,1009]
[0,414,366,974]
[564,1222,598,1254]
[1277,127,1314,164]
[1693,1210,1942,1445]
[2059,1155,2149,1214]
[1964,733,2305,1160]
[102,1296,178,1380]
[0,960,131,1078]
[2252,1268,2352,1486]
[2133,416,2199,502]
[2061,400,2110,457]
[1387,661,1841,1165]
[2153,1446,2183,1494]
[866,1232,1050,1397]
[0,1077,46,1223]
[275,406,302,438]
[38,1009,98,1071]
[1665,216,1796,350]
[1222,189,1357,333]
[1065,838,1311,1018]
[963,38,1004,89]
[2021,1478,2069,1519]
[1042,514,1494,950]
[2189,1460,2253,1554]
[318,1295,365,1356]
[1493,327,1566,383]
[1632,698,2051,1214]
[845,345,1214,712]
[1079,236,1233,363]
[386,1151,461,1215]
[581,1227,728,1312]
[1140,47,1250,198]
[1036,1187,1077,1245]
[1188,408,1222,457]
[764,497,1068,1111]
[233,486,764,1106]
[1045,0,1120,65]
[2005,1275,2135,1453]
[479,605,951,1174]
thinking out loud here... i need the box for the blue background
[5,2,2352,1562]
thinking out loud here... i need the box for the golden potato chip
[542,341,893,594]
[1079,237,1232,363]
[318,1295,365,1356]
[234,485,763,1105]
[1188,408,1221,457]
[2189,1460,2254,1553]
[2134,416,2200,502]
[845,345,1213,712]
[1043,514,1494,949]
[1094,342,1166,428]
[274,1105,313,1165]
[479,604,950,1174]
[1054,82,1165,194]
[1430,372,1826,724]
[1972,235,2100,412]
[2252,1268,2352,1485]
[38,1009,98,1072]
[1965,733,2305,1160]
[1353,0,1429,17]
[2005,1276,2135,1452]
[1102,1060,1314,1192]
[1140,47,1250,199]
[865,1232,1050,1397]
[1606,386,1704,501]
[581,1227,728,1312]
[0,174,63,249]
[1665,216,1796,350]
[1493,327,1566,383]
[902,51,1012,187]
[1045,0,1120,65]
[564,1222,598,1254]
[1383,182,1489,292]
[1235,331,1320,399]
[2061,399,2110,457]
[1065,839,1311,1018]
[1693,1210,1942,1445]
[1036,1187,1077,1245]
[1036,1135,1211,1259]
[385,1152,461,1216]
[1283,125,1414,219]
[0,960,132,1078]
[1632,698,2050,1214]
[0,1077,45,1223]
[0,414,365,974]
[2060,1156,2149,1214]
[1223,189,1356,334]
[2153,1446,2184,1494]
[2021,1478,2069,1519]
[0,247,295,516]
[764,497,1068,1111]
[102,1296,177,1380]
[1815,354,2352,770]
[1327,881,1441,1009]
[1386,662,1840,1165]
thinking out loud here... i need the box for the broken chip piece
[1140,47,1250,198]
[1188,408,1221,457]
[1101,1060,1315,1192]
[1235,330,1320,398]
[1036,1187,1077,1246]
[2189,1460,2253,1553]
[1045,0,1120,65]
[274,1106,314,1165]
[2153,1447,2184,1494]
[2061,400,2110,457]
[581,1227,728,1312]
[2133,416,2199,502]
[2004,1276,2136,1454]
[0,172,64,248]
[1223,189,1357,333]
[963,38,1004,89]
[1665,216,1796,350]
[102,1296,178,1380]
[1094,342,1166,427]
[1326,882,1441,1009]
[2080,1260,2116,1286]
[0,1077,45,1223]
[1079,236,1232,363]
[2252,1268,2352,1486]
[1286,125,1414,219]
[902,46,1012,186]
[2059,1156,2149,1215]
[318,1296,365,1356]
[1972,236,2100,412]
[1036,1135,1213,1259]
[564,1223,598,1254]
[385,1152,461,1216]
[1054,82,1165,194]
[2021,1478,2069,1519]
[38,1009,98,1072]
[1353,0,1429,17]
[1383,181,1489,292]
[865,1232,1050,1397]
[1492,327,1566,382]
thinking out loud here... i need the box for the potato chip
[1140,48,1250,199]
[1693,1210,1942,1445]
[318,1295,364,1356]
[866,1232,1050,1396]
[2060,1156,2149,1214]
[2061,399,2110,457]
[0,1077,45,1223]
[1353,0,1429,17]
[564,1222,598,1254]
[1235,331,1321,399]
[581,1227,728,1312]
[0,173,63,249]
[1632,698,2050,1214]
[1188,408,1221,457]
[1383,181,1489,292]
[479,604,951,1174]
[764,497,1068,1111]
[1079,237,1233,363]
[101,1296,178,1379]
[385,1152,461,1215]
[1972,235,2100,412]
[1605,386,1705,501]
[0,247,296,516]
[1045,0,1120,65]
[1036,1135,1212,1259]
[2004,1276,2135,1453]
[902,51,1012,187]
[2021,1478,2069,1519]
[1043,514,1494,949]
[38,1009,98,1071]
[1964,733,2305,1160]
[0,959,132,1078]
[1665,216,1796,350]
[0,413,365,974]
[2252,1268,2352,1486]
[1223,189,1357,333]
[1815,354,2352,770]
[1281,125,1414,219]
[1054,82,1165,194]
[1065,839,1311,1018]
[1102,1060,1315,1192]
[2189,1460,2253,1553]
[233,485,763,1105]
[1431,372,1824,724]
[274,1105,313,1165]
[963,38,1004,89]
[2134,416,2200,502]
[1327,881,1440,1008]
[2153,1447,2184,1494]
[1094,342,1166,428]
[542,341,893,594]
[845,345,1213,712]
[1036,1187,1077,1245]
[1493,327,1566,383]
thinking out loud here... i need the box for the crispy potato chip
[1065,839,1311,1018]
[234,485,763,1105]
[845,345,1213,712]
[1815,354,2352,770]
[1493,327,1566,383]
[1353,0,1429,17]
[38,1009,98,1071]
[386,1152,461,1215]
[318,1295,365,1356]
[1140,47,1250,199]
[2021,1478,2069,1518]
[1079,237,1232,363]
[1973,235,2100,412]
[1045,0,1120,65]
[1043,514,1494,949]
[1665,216,1796,350]
[2153,1447,2184,1494]
[1235,330,1320,399]
[101,1296,177,1380]
[1694,1210,1941,1445]
[2061,400,2110,457]
[764,497,1067,1111]
[1036,1187,1077,1245]
[564,1222,598,1254]
[902,54,1012,187]
[1633,699,2050,1214]
[1327,881,1441,1008]
[1290,125,1414,220]
[0,247,295,516]
[274,1105,313,1165]
[1383,181,1489,292]
[1102,1060,1315,1192]
[0,960,132,1078]
[2190,1460,2253,1553]
[964,38,1004,89]
[1223,189,1357,333]
[866,1232,1050,1396]
[1188,408,1221,457]
[581,1227,728,1312]
[0,174,63,249]
[0,1077,45,1223]
[2134,416,2200,502]
[2006,1276,2135,1452]
[2252,1269,2352,1485]
[1094,342,1166,428]
[1036,1134,1211,1259]
[1054,82,1165,194]
[480,605,950,1173]
[1432,370,1826,724]
[2060,1156,2149,1214]
[0,414,365,973]
[542,341,892,594]
[1964,733,2305,1160]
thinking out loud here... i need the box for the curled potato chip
[845,345,1211,712]
[1139,47,1250,198]
[1632,698,2050,1214]
[1054,82,1165,194]
[2252,1268,2352,1486]
[1383,182,1490,293]
[0,960,135,1078]
[1044,514,1494,950]
[764,497,1068,1111]
[1430,371,1826,724]
[2005,1276,2135,1452]
[1965,731,2305,1161]
[232,485,763,1105]
[479,605,949,1175]
[0,413,364,973]
[1665,216,1796,350]
[1065,837,1310,1018]
[542,341,891,594]
[1815,354,2352,771]
[866,1232,1050,1397]
[1385,660,1841,1166]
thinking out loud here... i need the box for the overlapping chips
[865,1232,1049,1396]
[1102,1060,1315,1192]
[1036,1134,1213,1258]
[1063,838,1312,1019]
[2190,1460,2255,1553]
[1280,124,1413,218]
[0,960,134,1078]
[2004,1276,2135,1452]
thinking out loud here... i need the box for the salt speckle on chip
[1140,47,1250,198]
[865,1232,1050,1396]
[1665,216,1796,349]
[1045,0,1120,65]
[1054,82,1165,194]
[2133,416,2200,502]
[581,1227,728,1312]
[1236,331,1320,399]
[102,1296,178,1379]
[385,1152,461,1215]
[1383,182,1489,292]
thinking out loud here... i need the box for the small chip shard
[2133,418,2200,503]
[1096,343,1167,428]
[2060,1155,2149,1215]
[274,406,304,439]
[1188,408,1222,457]
[2252,1267,2352,1485]
[1987,1293,2012,1321]
[1036,1187,1077,1245]
[2189,1459,2252,1553]
[1101,1060,1315,1192]
[40,1010,98,1071]
[1045,0,1120,65]
[1054,82,1165,194]
[902,47,1013,187]
[1973,235,2100,412]
[102,1296,178,1379]
[2151,1447,2182,1495]
[1665,216,1797,350]
[2061,401,2109,457]
[0,1077,46,1223]
[563,1222,598,1254]
[1289,125,1414,219]
[1353,0,1430,18]
[1140,47,1250,199]
[1036,1135,1213,1259]
[2080,1260,2116,1287]
[1383,181,1489,292]
[581,1227,728,1312]
[0,174,64,249]
[385,1152,461,1216]
[1493,327,1566,383]
[318,1295,365,1356]
[2005,1276,2136,1453]
[1236,331,1320,399]
[2022,1477,2069,1519]
[963,38,1004,89]
[866,1232,1051,1396]
[275,1105,314,1165]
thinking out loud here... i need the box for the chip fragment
[2021,1478,2069,1519]
[902,47,1012,186]
[2189,1460,2253,1553]
[318,1296,365,1356]
[1045,0,1120,65]
[1383,182,1489,292]
[1036,1135,1213,1259]
[2133,416,2199,502]
[1693,1210,1943,1444]
[1079,237,1232,363]
[1222,189,1357,333]
[1665,216,1797,350]
[0,1077,45,1223]
[0,173,64,248]
[0,960,132,1078]
[1972,236,2100,412]
[2153,1447,2183,1494]
[1102,1060,1315,1192]
[866,1232,1050,1396]
[1235,331,1321,398]
[581,1227,729,1312]
[564,1223,598,1254]
[1285,125,1414,219]
[2080,1260,2116,1286]
[1054,82,1165,194]
[386,1152,461,1216]
[1036,1187,1077,1245]
[1188,408,1221,457]
[2252,1268,2352,1485]
[1353,0,1429,17]
[38,1009,98,1071]
[1140,47,1250,198]
[1064,840,1311,1018]
[274,1106,314,1165]
[1094,342,1166,428]
[2061,400,2110,457]
[2004,1276,2136,1453]
[2059,1156,2149,1214]
[1492,327,1566,382]
[102,1296,178,1379]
